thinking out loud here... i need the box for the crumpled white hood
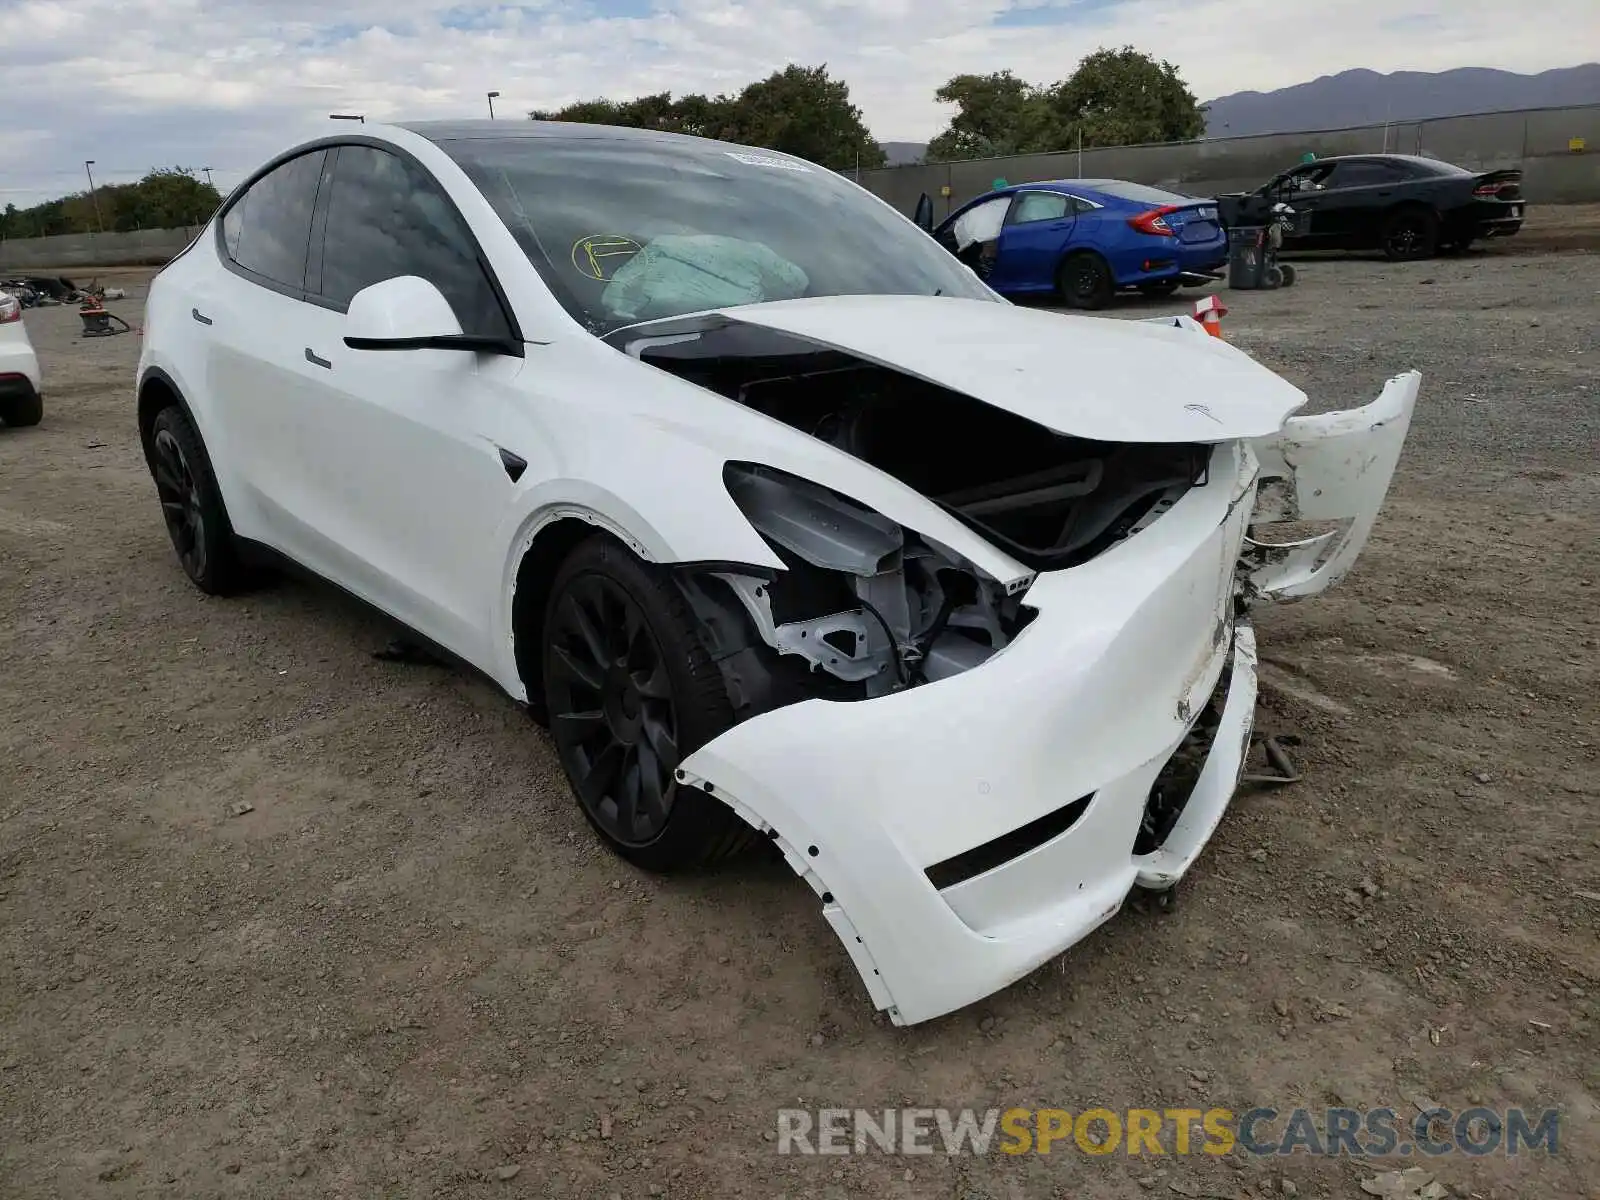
[715,294,1308,443]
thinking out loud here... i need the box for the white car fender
[1245,370,1420,599]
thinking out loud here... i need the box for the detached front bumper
[680,444,1264,1026]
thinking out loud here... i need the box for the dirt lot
[2,232,1597,1200]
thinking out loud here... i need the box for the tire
[1056,252,1114,310]
[147,405,251,595]
[541,534,755,873]
[1279,263,1298,287]
[0,387,42,427]
[1382,207,1439,261]
[1137,279,1181,299]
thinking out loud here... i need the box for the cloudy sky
[3,0,1593,209]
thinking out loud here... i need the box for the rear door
[200,148,337,547]
[1313,159,1413,245]
[991,191,1075,293]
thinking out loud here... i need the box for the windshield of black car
[436,134,997,334]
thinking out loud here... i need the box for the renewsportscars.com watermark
[775,1107,1560,1158]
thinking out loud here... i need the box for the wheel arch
[1384,198,1437,220]
[1058,245,1111,278]
[136,366,192,468]
[508,515,606,723]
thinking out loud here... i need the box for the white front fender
[1244,370,1420,600]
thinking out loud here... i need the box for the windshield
[438,134,997,334]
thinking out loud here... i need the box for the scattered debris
[1247,848,1269,863]
[495,1163,522,1181]
[1359,1167,1445,1199]
[230,801,254,817]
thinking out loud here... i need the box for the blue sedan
[929,179,1227,309]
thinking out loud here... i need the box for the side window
[221,150,327,290]
[318,145,509,338]
[1065,196,1099,215]
[1008,192,1071,225]
[1280,164,1334,192]
[1326,161,1399,188]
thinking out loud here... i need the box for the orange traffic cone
[1193,293,1227,339]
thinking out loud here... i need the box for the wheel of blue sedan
[1057,251,1113,310]
[541,536,752,872]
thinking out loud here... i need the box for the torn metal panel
[1246,370,1420,599]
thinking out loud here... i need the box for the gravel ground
[1,236,1597,1200]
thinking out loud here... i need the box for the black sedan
[1225,154,1523,261]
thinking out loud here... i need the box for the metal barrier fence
[859,103,1600,220]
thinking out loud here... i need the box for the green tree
[531,64,884,172]
[1043,47,1205,148]
[925,48,1205,162]
[925,71,1048,162]
[1,168,220,238]
[720,65,885,171]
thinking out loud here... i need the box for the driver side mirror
[913,192,934,234]
[344,275,517,354]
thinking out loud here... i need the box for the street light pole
[84,160,105,233]
[201,166,214,187]
[487,91,500,119]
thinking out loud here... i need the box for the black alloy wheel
[1058,252,1113,310]
[545,572,681,847]
[1382,208,1438,261]
[152,425,208,582]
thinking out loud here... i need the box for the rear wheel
[542,535,754,872]
[1057,252,1114,310]
[148,406,251,594]
[1137,279,1181,299]
[0,387,42,427]
[1382,207,1439,261]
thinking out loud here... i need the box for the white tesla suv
[136,122,1418,1026]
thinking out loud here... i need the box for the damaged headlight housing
[716,462,1031,699]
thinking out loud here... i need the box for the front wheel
[542,536,754,872]
[1057,252,1114,310]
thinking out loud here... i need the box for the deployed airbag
[602,234,808,322]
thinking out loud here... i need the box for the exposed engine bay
[618,317,1215,711]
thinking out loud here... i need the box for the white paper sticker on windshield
[725,151,812,173]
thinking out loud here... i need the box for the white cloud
[2,0,1593,209]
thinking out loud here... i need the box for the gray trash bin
[1228,226,1267,290]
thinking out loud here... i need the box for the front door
[992,191,1077,294]
[294,144,527,668]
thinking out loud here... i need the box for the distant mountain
[1203,64,1600,137]
[879,141,927,166]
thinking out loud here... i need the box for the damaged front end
[634,316,1223,716]
[620,304,1418,1028]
